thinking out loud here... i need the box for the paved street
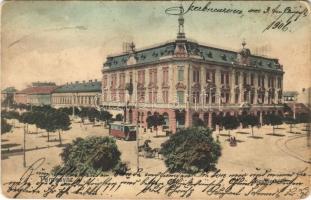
[2,119,310,185]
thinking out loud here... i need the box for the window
[206,71,210,83]
[103,75,108,87]
[250,74,254,86]
[212,71,215,83]
[193,69,200,82]
[192,91,200,103]
[177,91,184,104]
[178,67,184,81]
[235,92,239,103]
[243,73,247,85]
[235,72,239,85]
[250,92,254,104]
[211,92,216,103]
[162,90,168,103]
[149,91,152,103]
[153,69,157,85]
[138,70,145,84]
[119,73,125,88]
[129,72,133,83]
[221,73,224,84]
[149,69,153,84]
[225,73,229,85]
[163,67,169,85]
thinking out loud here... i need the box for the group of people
[229,136,237,146]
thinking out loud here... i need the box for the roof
[1,87,17,93]
[53,81,101,93]
[104,39,283,71]
[16,86,58,95]
[283,91,299,97]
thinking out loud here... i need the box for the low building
[14,82,58,105]
[51,80,101,108]
[283,91,298,103]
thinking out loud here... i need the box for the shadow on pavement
[266,133,285,137]
[219,134,230,137]
[236,131,250,135]
[2,143,21,149]
[247,136,263,139]
[288,131,301,134]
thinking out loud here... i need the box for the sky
[1,1,310,91]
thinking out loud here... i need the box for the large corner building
[101,6,284,132]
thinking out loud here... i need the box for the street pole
[293,96,296,120]
[135,73,140,171]
[23,124,27,167]
[124,93,127,123]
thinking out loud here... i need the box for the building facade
[101,8,284,132]
[51,80,101,108]
[14,82,58,106]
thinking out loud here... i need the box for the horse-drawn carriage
[138,140,162,159]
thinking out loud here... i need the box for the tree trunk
[155,127,158,137]
[290,124,292,133]
[272,126,275,135]
[228,130,230,136]
[58,130,62,145]
[47,131,50,142]
[252,126,254,137]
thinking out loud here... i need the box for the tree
[160,127,221,173]
[79,107,89,124]
[20,111,36,133]
[284,116,297,133]
[246,115,260,137]
[52,136,126,176]
[1,118,12,134]
[115,113,123,121]
[53,111,71,145]
[146,113,165,136]
[99,110,112,126]
[1,110,20,127]
[193,117,205,127]
[267,114,283,135]
[222,115,240,136]
[87,108,100,125]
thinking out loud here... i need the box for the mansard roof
[103,39,283,72]
[17,86,58,95]
[53,81,101,93]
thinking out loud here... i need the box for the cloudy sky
[1,1,310,91]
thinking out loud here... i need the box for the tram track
[275,134,311,164]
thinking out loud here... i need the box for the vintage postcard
[1,0,311,199]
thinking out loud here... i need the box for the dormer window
[207,51,213,58]
[221,54,227,60]
[258,61,262,66]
